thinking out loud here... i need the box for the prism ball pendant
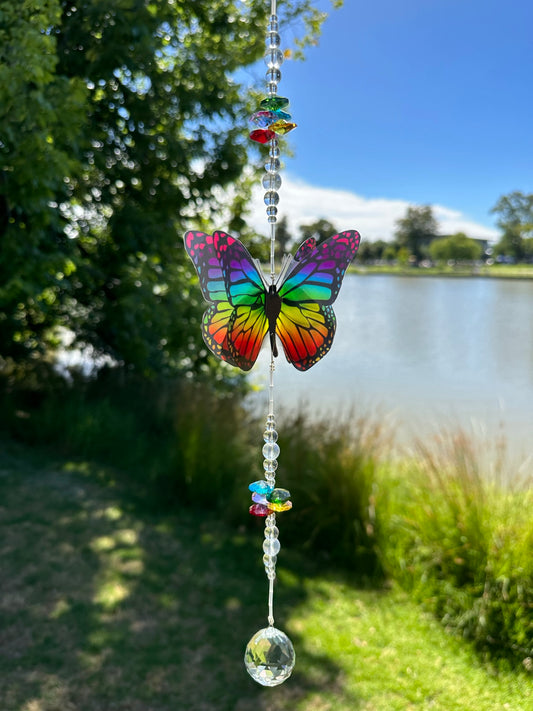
[244,626,295,686]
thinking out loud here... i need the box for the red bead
[249,129,275,144]
[249,503,270,517]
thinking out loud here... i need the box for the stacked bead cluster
[248,12,296,225]
[248,415,292,581]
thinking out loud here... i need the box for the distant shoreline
[349,265,533,280]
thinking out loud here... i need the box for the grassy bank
[351,263,533,279]
[0,438,531,711]
[0,375,531,670]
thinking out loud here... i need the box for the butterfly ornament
[183,0,362,689]
[184,229,360,372]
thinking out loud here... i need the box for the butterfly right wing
[276,302,336,371]
[275,231,360,370]
[279,231,360,305]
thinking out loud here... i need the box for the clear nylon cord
[267,0,277,626]
[270,221,276,284]
[268,566,275,625]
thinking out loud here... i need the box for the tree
[300,218,338,244]
[0,0,87,366]
[275,215,293,259]
[429,233,482,263]
[491,191,533,262]
[0,0,335,378]
[395,205,439,262]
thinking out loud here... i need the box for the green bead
[260,96,289,111]
[268,488,291,504]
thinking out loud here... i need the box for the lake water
[249,275,533,464]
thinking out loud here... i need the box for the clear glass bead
[266,206,278,220]
[262,442,280,459]
[263,553,277,568]
[263,537,281,556]
[266,415,276,425]
[265,475,276,487]
[263,428,278,443]
[265,158,280,173]
[265,524,279,539]
[262,173,282,191]
[266,68,281,84]
[265,48,284,69]
[267,568,277,580]
[263,458,278,472]
[264,191,279,207]
[267,15,279,32]
[266,31,281,48]
[269,143,280,158]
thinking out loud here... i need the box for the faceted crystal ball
[244,626,295,686]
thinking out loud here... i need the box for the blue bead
[249,480,274,495]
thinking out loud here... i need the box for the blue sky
[248,0,533,241]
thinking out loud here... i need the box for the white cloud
[248,175,499,242]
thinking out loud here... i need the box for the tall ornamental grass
[377,428,533,668]
[275,407,391,579]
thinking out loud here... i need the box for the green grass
[351,263,533,279]
[1,438,530,711]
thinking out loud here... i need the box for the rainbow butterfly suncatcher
[183,229,360,372]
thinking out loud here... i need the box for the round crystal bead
[265,524,279,539]
[266,415,276,424]
[265,158,280,173]
[263,428,278,443]
[266,206,278,220]
[266,32,281,49]
[267,569,276,580]
[262,442,280,460]
[268,15,278,32]
[265,48,284,69]
[263,537,281,556]
[263,553,277,568]
[270,144,280,158]
[263,459,278,472]
[245,627,295,687]
[264,191,279,207]
[266,68,281,83]
[262,173,282,191]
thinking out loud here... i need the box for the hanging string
[243,0,296,687]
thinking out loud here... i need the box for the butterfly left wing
[276,230,360,370]
[213,231,269,370]
[183,230,239,367]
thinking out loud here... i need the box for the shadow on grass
[0,440,362,711]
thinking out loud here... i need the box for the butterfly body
[266,285,282,357]
[184,229,360,371]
